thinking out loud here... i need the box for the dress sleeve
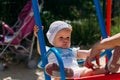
[72,47,80,57]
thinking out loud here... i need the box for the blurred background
[0,0,120,49]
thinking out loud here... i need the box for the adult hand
[84,42,101,70]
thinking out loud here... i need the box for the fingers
[34,25,44,32]
[84,56,94,70]
[95,55,100,66]
[34,25,39,32]
[34,25,39,37]
[84,55,101,70]
[84,41,102,70]
[34,25,44,37]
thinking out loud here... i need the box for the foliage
[0,0,120,47]
[111,17,120,35]
[43,0,96,20]
[71,19,100,46]
[0,0,28,25]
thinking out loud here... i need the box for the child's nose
[63,38,68,42]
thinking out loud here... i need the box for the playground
[0,0,120,80]
[0,55,106,80]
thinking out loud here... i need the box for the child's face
[53,29,71,48]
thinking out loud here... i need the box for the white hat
[46,21,71,45]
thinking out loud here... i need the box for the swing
[31,0,120,80]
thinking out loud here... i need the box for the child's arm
[77,49,91,59]
[33,25,44,55]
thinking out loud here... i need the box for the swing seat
[68,73,120,80]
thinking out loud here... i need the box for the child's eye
[67,37,70,39]
[59,37,70,40]
[59,37,63,40]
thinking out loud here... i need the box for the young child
[45,20,106,79]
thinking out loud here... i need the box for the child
[45,20,106,79]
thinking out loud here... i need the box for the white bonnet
[46,21,71,45]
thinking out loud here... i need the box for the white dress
[48,47,87,78]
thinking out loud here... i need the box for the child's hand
[34,25,44,37]
[33,25,44,55]
[34,25,39,37]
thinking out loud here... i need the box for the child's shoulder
[71,47,80,51]
[53,47,80,53]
